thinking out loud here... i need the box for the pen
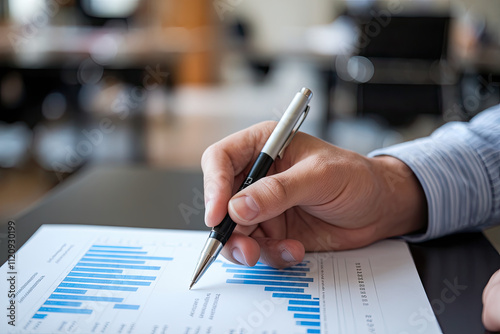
[190,87,313,289]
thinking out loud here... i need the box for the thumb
[227,158,327,225]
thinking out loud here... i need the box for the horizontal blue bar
[38,307,92,314]
[49,294,123,302]
[114,304,140,310]
[81,257,146,264]
[272,293,311,299]
[307,329,321,334]
[87,250,147,254]
[288,306,320,313]
[313,297,319,300]
[223,263,309,271]
[233,274,313,282]
[226,279,308,287]
[44,300,82,307]
[54,288,87,294]
[59,283,138,292]
[84,253,173,261]
[294,313,320,320]
[73,267,123,273]
[92,245,143,249]
[76,262,160,270]
[264,287,304,293]
[226,269,306,276]
[223,263,275,269]
[68,272,156,281]
[289,300,319,306]
[64,277,151,286]
[297,321,320,327]
[32,314,47,319]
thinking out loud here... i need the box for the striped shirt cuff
[368,105,500,242]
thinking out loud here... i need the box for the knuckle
[258,175,289,205]
[201,144,218,168]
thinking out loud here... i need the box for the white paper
[0,225,441,334]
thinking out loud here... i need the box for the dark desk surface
[4,165,500,334]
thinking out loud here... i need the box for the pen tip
[189,282,194,290]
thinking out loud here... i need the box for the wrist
[370,155,428,238]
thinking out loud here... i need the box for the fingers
[254,237,305,268]
[219,231,261,266]
[221,232,306,269]
[227,149,337,226]
[202,122,276,227]
[482,269,500,331]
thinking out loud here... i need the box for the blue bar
[32,314,47,319]
[296,321,320,327]
[307,329,321,334]
[264,287,304,293]
[64,277,151,286]
[44,300,82,307]
[226,269,306,276]
[272,293,311,299]
[223,263,309,271]
[223,263,277,270]
[288,306,320,313]
[49,294,123,302]
[68,272,156,280]
[87,250,148,254]
[54,288,87,294]
[114,304,140,310]
[313,297,319,300]
[80,257,146,264]
[73,267,123,273]
[91,245,143,249]
[59,283,138,292]
[294,313,320,320]
[289,300,319,306]
[226,279,308,287]
[76,262,160,270]
[83,253,173,261]
[233,274,313,282]
[38,307,92,315]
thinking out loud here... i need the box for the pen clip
[277,105,310,159]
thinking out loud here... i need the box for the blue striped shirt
[368,104,500,242]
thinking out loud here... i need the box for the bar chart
[1,225,442,334]
[32,244,173,320]
[224,261,321,334]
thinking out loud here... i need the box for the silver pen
[190,87,313,289]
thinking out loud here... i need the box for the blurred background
[0,0,499,221]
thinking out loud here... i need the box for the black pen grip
[211,152,274,245]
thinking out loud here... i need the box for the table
[4,165,500,333]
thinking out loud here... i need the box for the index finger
[201,121,276,227]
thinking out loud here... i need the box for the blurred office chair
[340,13,452,127]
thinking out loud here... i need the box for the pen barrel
[211,152,274,245]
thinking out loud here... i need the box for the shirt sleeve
[368,104,500,242]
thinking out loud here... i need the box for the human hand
[483,269,500,331]
[202,121,427,268]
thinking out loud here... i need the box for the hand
[483,269,500,331]
[202,121,427,268]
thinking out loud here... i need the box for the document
[0,225,441,334]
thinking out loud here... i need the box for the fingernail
[281,249,296,263]
[229,196,259,222]
[232,248,248,266]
